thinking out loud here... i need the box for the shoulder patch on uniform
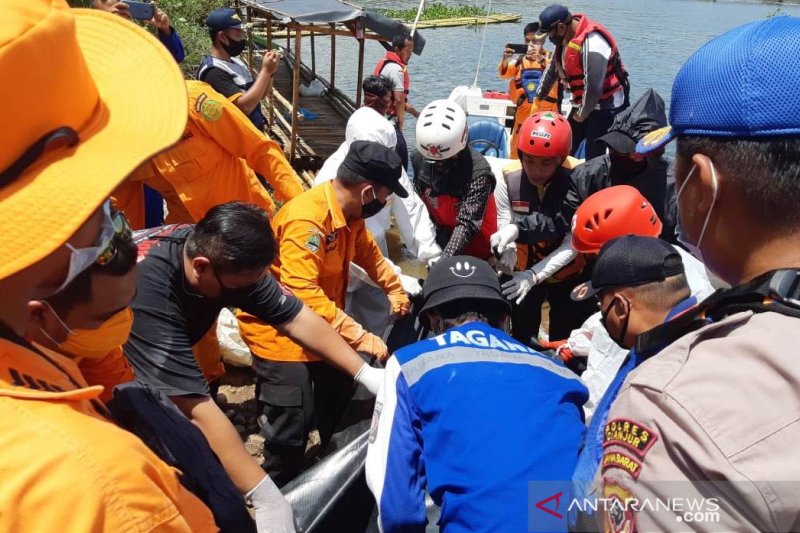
[602,477,637,533]
[200,98,222,122]
[306,233,322,253]
[195,92,208,113]
[603,418,658,458]
[602,451,643,480]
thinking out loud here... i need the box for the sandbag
[217,308,252,367]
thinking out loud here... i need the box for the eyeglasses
[95,209,133,267]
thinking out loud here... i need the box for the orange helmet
[571,185,663,254]
[517,111,572,158]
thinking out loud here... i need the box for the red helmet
[517,111,572,158]
[571,185,663,254]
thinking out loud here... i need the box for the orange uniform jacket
[238,181,403,362]
[0,338,217,532]
[75,345,135,404]
[128,80,304,224]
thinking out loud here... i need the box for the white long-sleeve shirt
[315,107,440,263]
[490,156,579,281]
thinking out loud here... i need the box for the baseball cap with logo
[534,4,572,39]
[0,0,187,281]
[637,16,800,155]
[571,236,685,301]
[206,8,243,35]
[420,256,512,315]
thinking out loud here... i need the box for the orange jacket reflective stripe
[238,181,401,362]
[129,80,304,223]
[0,338,217,532]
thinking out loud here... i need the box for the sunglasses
[95,210,133,267]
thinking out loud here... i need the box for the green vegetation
[68,0,227,76]
[766,6,786,17]
[379,3,495,22]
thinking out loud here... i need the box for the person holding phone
[498,22,560,159]
[91,1,185,63]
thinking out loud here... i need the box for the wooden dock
[262,52,352,187]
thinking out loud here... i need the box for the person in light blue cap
[597,16,800,533]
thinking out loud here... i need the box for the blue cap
[637,16,800,155]
[535,4,571,38]
[206,8,243,35]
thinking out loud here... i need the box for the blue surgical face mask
[675,161,718,264]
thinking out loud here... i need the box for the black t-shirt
[200,67,243,100]
[124,225,302,397]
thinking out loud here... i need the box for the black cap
[341,140,408,198]
[206,8,243,34]
[420,256,512,315]
[597,89,668,154]
[571,236,685,301]
[535,4,571,38]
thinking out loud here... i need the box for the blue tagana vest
[520,68,544,103]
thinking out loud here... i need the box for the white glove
[490,224,519,255]
[399,273,423,297]
[427,255,441,270]
[500,270,540,305]
[246,475,297,533]
[497,247,517,274]
[354,362,383,395]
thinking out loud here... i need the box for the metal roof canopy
[238,0,425,161]
[243,0,363,25]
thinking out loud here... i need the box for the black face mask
[601,296,631,348]
[548,27,564,47]
[361,188,386,219]
[426,157,458,194]
[213,268,259,301]
[609,152,648,179]
[222,36,246,57]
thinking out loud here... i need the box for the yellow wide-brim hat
[0,0,188,280]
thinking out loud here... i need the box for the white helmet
[415,99,468,160]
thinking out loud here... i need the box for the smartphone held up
[125,1,155,21]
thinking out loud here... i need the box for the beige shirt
[597,311,800,533]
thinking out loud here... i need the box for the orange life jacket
[558,14,626,106]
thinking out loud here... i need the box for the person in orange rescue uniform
[115,79,306,386]
[0,1,216,530]
[25,215,137,404]
[238,140,411,486]
[498,22,560,159]
[114,79,305,227]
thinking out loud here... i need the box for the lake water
[298,0,799,150]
